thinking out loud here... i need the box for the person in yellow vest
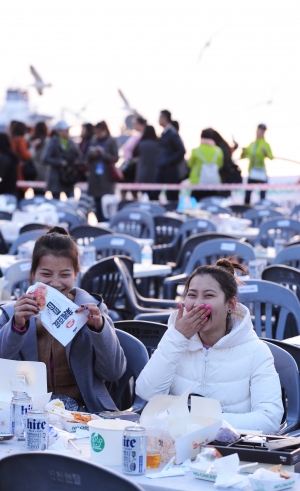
[188,128,224,201]
[241,124,274,204]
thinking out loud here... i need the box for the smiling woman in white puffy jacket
[136,258,283,434]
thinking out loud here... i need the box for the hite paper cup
[88,419,138,466]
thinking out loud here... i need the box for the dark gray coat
[0,288,126,413]
[87,135,119,198]
[135,140,159,183]
[42,135,79,194]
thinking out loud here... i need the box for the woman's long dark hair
[140,125,157,142]
[0,133,18,162]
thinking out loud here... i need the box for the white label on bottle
[19,262,31,272]
[110,238,125,246]
[277,220,290,227]
[220,242,236,251]
[238,285,259,293]
[129,213,141,220]
[197,220,208,228]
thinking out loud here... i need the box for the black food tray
[208,434,300,466]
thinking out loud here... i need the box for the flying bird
[29,65,52,95]
[198,30,223,63]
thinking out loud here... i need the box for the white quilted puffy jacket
[136,303,283,433]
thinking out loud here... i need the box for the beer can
[10,393,32,440]
[26,410,49,451]
[122,426,147,475]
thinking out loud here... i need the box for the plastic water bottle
[141,244,153,266]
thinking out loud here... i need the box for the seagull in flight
[198,30,222,63]
[30,65,52,95]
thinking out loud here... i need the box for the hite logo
[91,432,105,452]
[27,418,47,430]
[123,436,136,448]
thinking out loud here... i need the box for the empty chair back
[242,208,284,227]
[4,259,32,298]
[273,245,300,269]
[70,225,114,245]
[264,341,300,434]
[198,196,224,205]
[255,218,300,247]
[255,199,278,207]
[8,229,46,255]
[112,329,149,412]
[0,211,12,221]
[19,223,50,234]
[91,234,142,263]
[154,215,184,246]
[178,218,217,242]
[237,279,300,339]
[0,453,145,491]
[110,209,155,239]
[56,210,85,228]
[173,232,240,276]
[122,202,166,215]
[229,204,253,217]
[199,203,233,215]
[262,264,300,301]
[115,320,167,357]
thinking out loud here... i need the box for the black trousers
[245,178,267,205]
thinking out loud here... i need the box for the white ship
[0,88,53,131]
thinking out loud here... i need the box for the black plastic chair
[242,208,284,227]
[0,211,12,221]
[110,209,155,239]
[229,204,253,217]
[19,223,50,234]
[153,218,217,264]
[80,255,177,320]
[8,229,46,255]
[264,338,300,374]
[70,225,114,244]
[153,215,184,246]
[111,329,149,412]
[237,279,300,340]
[264,340,300,434]
[122,202,166,215]
[262,264,300,301]
[163,238,255,299]
[91,234,142,264]
[255,218,300,247]
[134,311,173,324]
[19,196,49,209]
[272,245,300,269]
[57,210,86,228]
[115,320,168,357]
[0,453,145,491]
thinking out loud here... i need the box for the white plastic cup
[88,419,138,466]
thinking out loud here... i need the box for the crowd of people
[0,111,274,218]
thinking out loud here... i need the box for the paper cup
[88,419,138,466]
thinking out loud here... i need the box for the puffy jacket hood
[168,302,257,352]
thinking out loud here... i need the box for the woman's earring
[228,309,232,314]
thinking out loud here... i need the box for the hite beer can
[26,410,49,451]
[10,393,32,439]
[122,426,147,475]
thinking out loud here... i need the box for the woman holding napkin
[0,227,126,413]
[136,258,283,434]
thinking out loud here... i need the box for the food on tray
[67,412,92,423]
[268,464,290,479]
[52,399,65,409]
[28,284,48,310]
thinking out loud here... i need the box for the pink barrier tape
[16,181,300,191]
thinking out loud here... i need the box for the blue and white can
[26,409,49,451]
[122,426,147,475]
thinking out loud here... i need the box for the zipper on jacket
[202,349,210,390]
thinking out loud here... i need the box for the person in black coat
[133,125,159,191]
[154,110,186,201]
[210,129,241,197]
[0,133,19,196]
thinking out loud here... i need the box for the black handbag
[58,162,81,186]
[21,159,37,181]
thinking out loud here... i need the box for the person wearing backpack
[188,128,224,201]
